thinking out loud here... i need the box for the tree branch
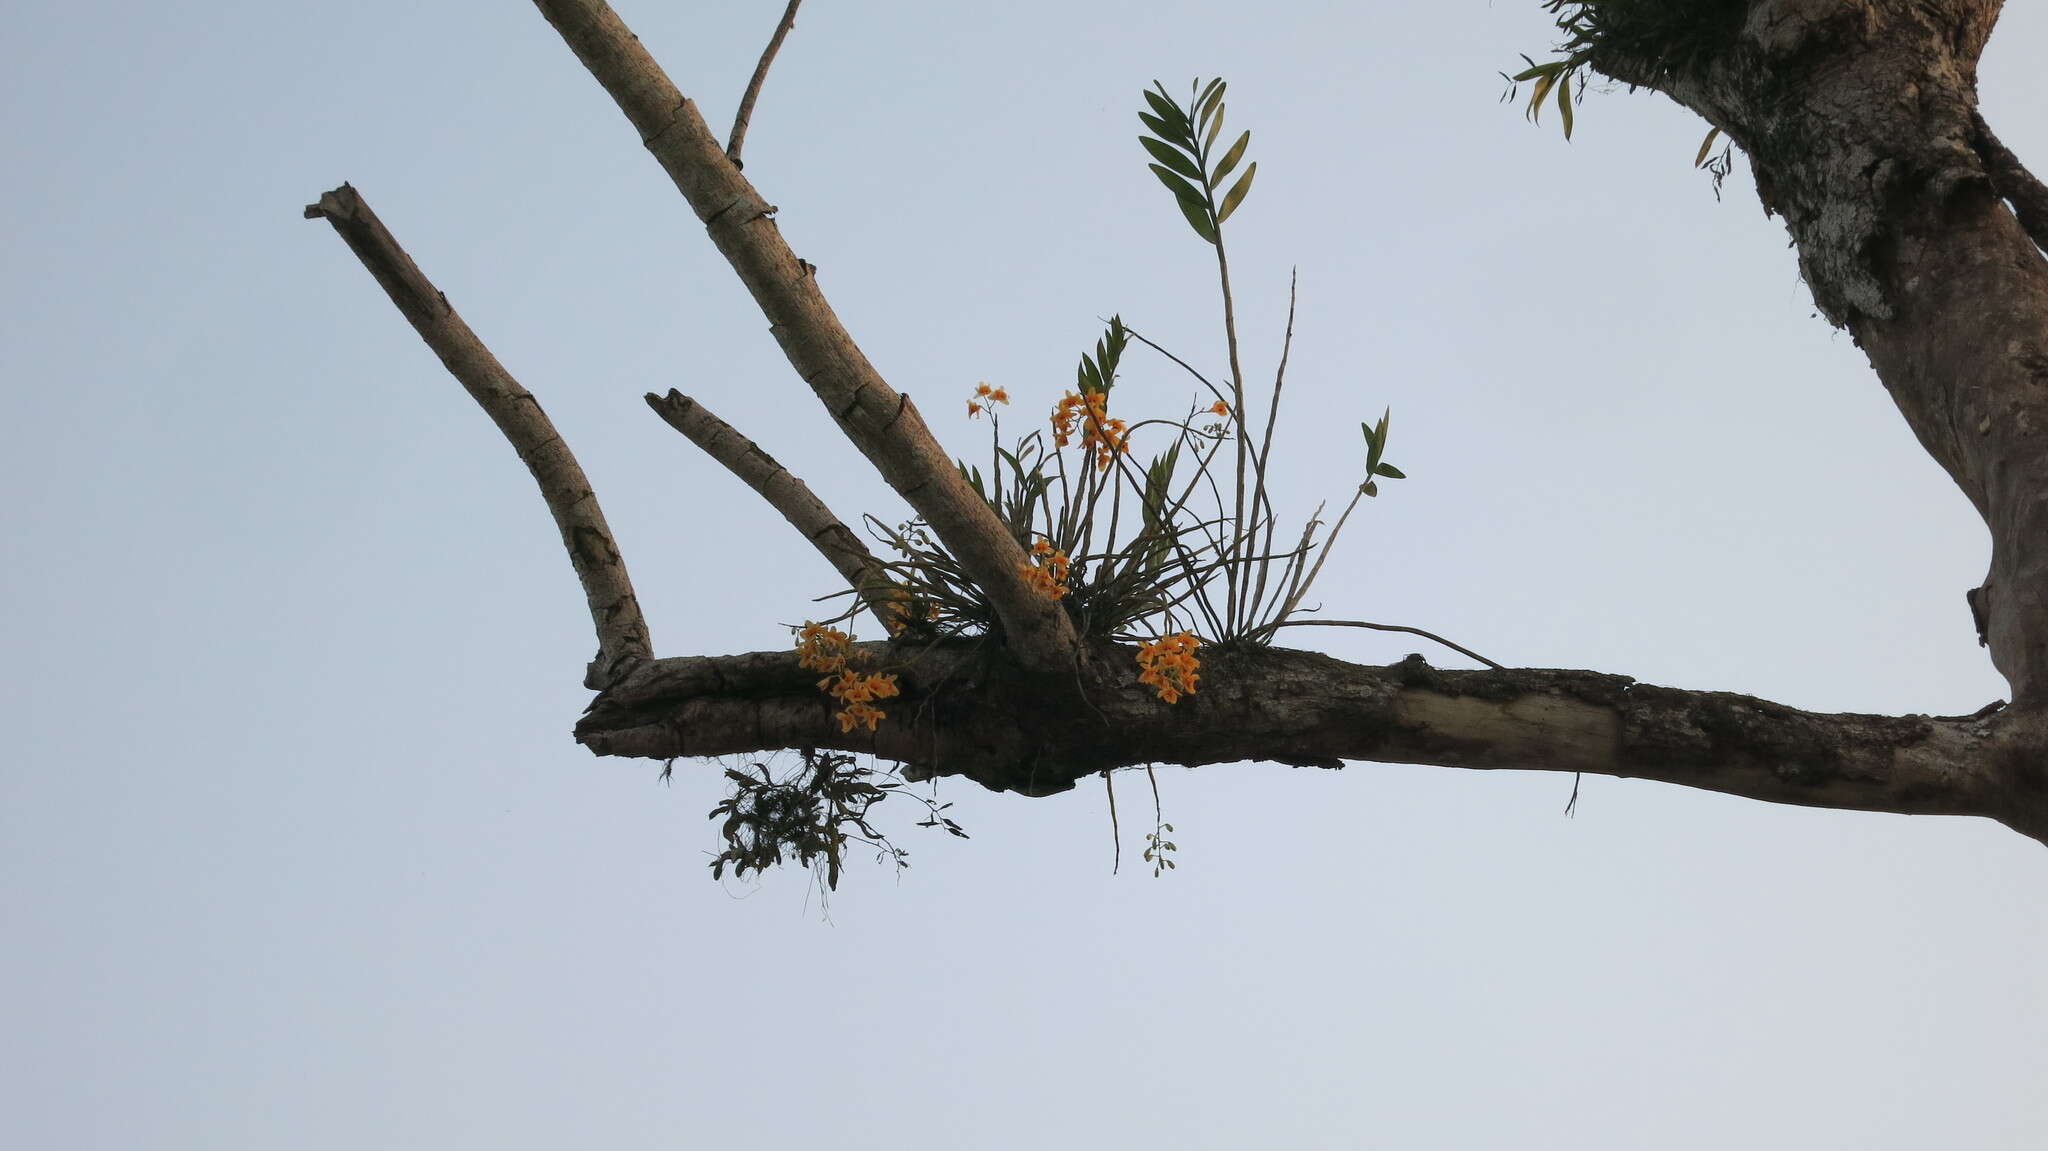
[528,0,1082,675]
[725,0,804,169]
[1971,110,2048,256]
[304,183,652,688]
[644,388,900,630]
[576,642,2043,844]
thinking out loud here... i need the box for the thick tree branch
[644,388,900,630]
[576,642,2045,844]
[304,184,652,688]
[725,0,804,169]
[528,0,1083,675]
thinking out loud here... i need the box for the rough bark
[575,641,2045,843]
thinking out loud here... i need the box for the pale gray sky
[4,2,2046,1147]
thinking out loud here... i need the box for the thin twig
[1264,618,1505,670]
[646,389,901,631]
[304,183,652,689]
[726,0,805,169]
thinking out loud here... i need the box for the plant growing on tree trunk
[307,0,2048,877]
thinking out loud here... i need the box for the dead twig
[304,183,652,688]
[646,388,900,629]
[726,0,805,169]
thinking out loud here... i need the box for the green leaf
[1363,480,1379,498]
[1556,72,1573,140]
[1196,79,1226,127]
[1140,135,1203,181]
[1374,462,1406,479]
[1143,87,1189,137]
[1211,130,1250,184]
[1174,194,1219,243]
[1203,104,1225,152]
[1215,161,1256,223]
[1139,111,1179,141]
[1511,61,1558,83]
[1150,162,1211,214]
[1365,409,1389,471]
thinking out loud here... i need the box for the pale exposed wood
[304,184,652,688]
[645,388,900,630]
[528,0,1083,674]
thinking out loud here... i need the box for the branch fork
[306,0,2048,847]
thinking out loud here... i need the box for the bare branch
[529,0,1082,674]
[726,0,805,169]
[304,183,652,688]
[1971,110,2048,256]
[576,642,2040,844]
[645,388,900,629]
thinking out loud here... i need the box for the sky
[4,1,2046,1147]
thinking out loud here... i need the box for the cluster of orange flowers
[1135,632,1202,704]
[876,586,934,636]
[967,381,1010,419]
[1208,399,1231,419]
[1019,538,1071,600]
[795,622,901,732]
[1050,389,1130,470]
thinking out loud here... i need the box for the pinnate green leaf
[1211,130,1250,184]
[1143,87,1189,136]
[1139,111,1180,143]
[1215,161,1256,223]
[1140,136,1203,181]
